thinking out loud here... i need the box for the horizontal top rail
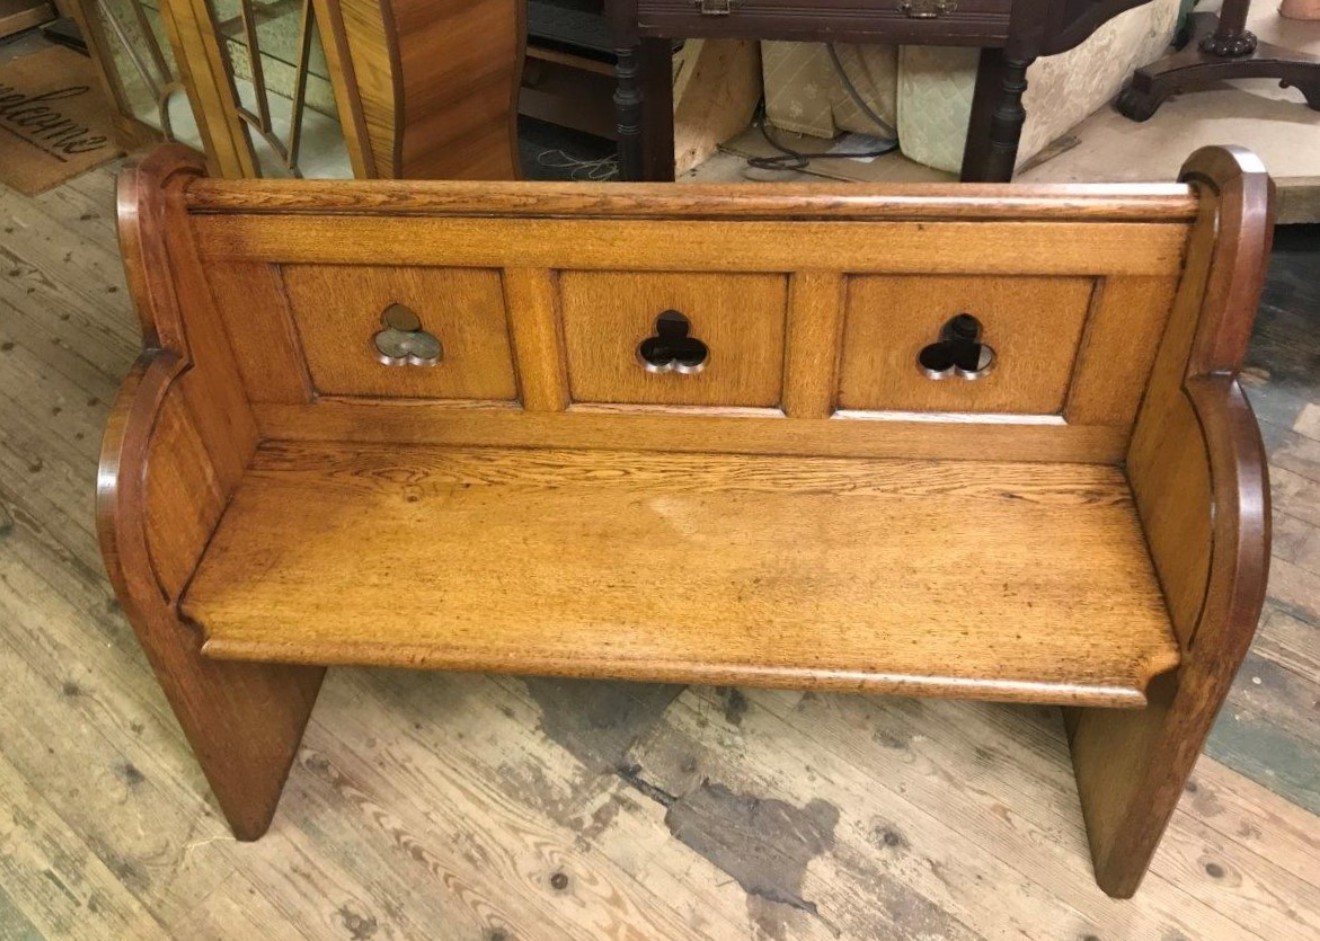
[182,179,1202,223]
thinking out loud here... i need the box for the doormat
[0,46,123,195]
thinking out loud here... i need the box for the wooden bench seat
[186,444,1180,706]
[99,144,1273,899]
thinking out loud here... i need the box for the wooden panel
[279,265,518,401]
[1069,146,1275,899]
[333,0,397,174]
[312,0,523,179]
[559,271,788,407]
[1065,276,1179,426]
[186,443,1179,706]
[389,0,523,179]
[1126,215,1219,649]
[100,151,325,843]
[143,391,226,599]
[184,177,1202,221]
[124,151,262,601]
[1070,379,1268,895]
[1129,392,1213,646]
[202,261,311,405]
[636,0,1011,43]
[0,1,54,40]
[308,0,380,177]
[672,39,762,176]
[156,0,257,178]
[503,268,569,412]
[783,271,845,419]
[190,216,1190,277]
[838,275,1095,414]
[251,400,1131,460]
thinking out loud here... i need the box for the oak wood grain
[189,215,1190,277]
[559,271,788,407]
[100,149,324,840]
[313,0,524,179]
[1069,146,1275,898]
[8,158,1312,935]
[183,179,1201,221]
[185,443,1179,707]
[502,267,570,412]
[838,275,1095,415]
[99,347,323,841]
[12,159,1320,939]
[250,400,1133,462]
[279,264,519,401]
[783,270,846,419]
[1064,275,1180,427]
[201,260,312,405]
[99,145,1275,901]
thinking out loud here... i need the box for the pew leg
[1066,660,1228,897]
[135,607,324,839]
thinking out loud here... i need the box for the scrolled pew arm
[1184,373,1270,661]
[97,148,324,840]
[97,350,184,610]
[1068,146,1273,899]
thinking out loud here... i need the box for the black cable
[826,43,898,140]
[746,110,898,172]
[747,45,898,172]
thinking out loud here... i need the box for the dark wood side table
[609,0,1160,181]
[1116,0,1320,120]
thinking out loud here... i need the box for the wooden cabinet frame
[71,0,524,179]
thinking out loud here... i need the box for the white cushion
[760,0,1179,172]
[762,40,898,139]
[899,0,1180,172]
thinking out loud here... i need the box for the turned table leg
[1117,1,1320,120]
[613,38,675,181]
[614,41,645,180]
[638,38,676,180]
[960,49,1034,183]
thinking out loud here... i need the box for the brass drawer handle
[693,0,739,15]
[898,0,957,18]
[374,303,443,366]
[918,313,995,380]
[638,310,708,374]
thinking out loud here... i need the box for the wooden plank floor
[1,166,1318,940]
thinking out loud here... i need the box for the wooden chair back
[130,147,1225,466]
